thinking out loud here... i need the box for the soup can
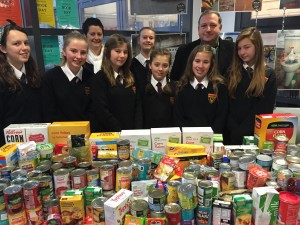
[210,152,222,170]
[26,205,43,225]
[167,180,181,203]
[178,183,197,210]
[115,167,131,192]
[117,139,130,161]
[0,166,15,179]
[43,198,60,218]
[10,169,27,180]
[0,178,10,186]
[131,199,148,217]
[11,177,28,186]
[53,169,70,198]
[36,143,54,161]
[165,203,181,225]
[71,169,87,189]
[86,169,100,187]
[36,164,51,175]
[99,164,114,191]
[27,170,43,180]
[39,159,52,167]
[148,188,166,211]
[274,135,289,152]
[197,180,213,207]
[256,154,272,171]
[23,180,42,209]
[220,171,235,191]
[3,185,24,214]
[39,175,54,201]
[91,197,107,225]
[51,154,68,163]
[61,156,77,171]
[77,162,92,170]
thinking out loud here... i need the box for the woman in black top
[0,21,42,145]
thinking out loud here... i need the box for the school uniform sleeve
[42,68,57,122]
[174,89,190,127]
[0,84,6,146]
[133,89,143,129]
[212,83,228,133]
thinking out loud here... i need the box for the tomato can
[86,169,100,187]
[26,205,43,225]
[8,209,26,225]
[23,180,42,209]
[46,214,62,225]
[61,156,77,171]
[131,199,148,217]
[3,184,24,214]
[39,175,54,201]
[274,135,289,152]
[178,183,197,210]
[197,180,213,207]
[247,166,269,190]
[71,169,87,189]
[117,139,130,161]
[167,180,181,203]
[99,164,114,191]
[115,166,131,192]
[165,203,181,225]
[10,169,27,180]
[220,171,235,191]
[148,188,166,211]
[91,197,107,225]
[53,169,70,197]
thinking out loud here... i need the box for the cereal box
[233,194,252,225]
[60,195,85,225]
[151,127,181,154]
[254,113,298,149]
[4,123,50,144]
[104,189,133,225]
[120,129,151,150]
[0,143,18,168]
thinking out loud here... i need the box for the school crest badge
[208,93,217,104]
[132,85,136,94]
[85,86,91,95]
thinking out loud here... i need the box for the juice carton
[104,189,133,225]
[151,127,181,154]
[60,195,85,225]
[120,129,151,150]
[0,143,18,168]
[233,194,252,225]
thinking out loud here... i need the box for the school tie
[157,82,163,95]
[145,60,150,69]
[71,77,79,85]
[116,75,122,85]
[196,83,204,90]
[20,73,26,84]
[246,67,254,75]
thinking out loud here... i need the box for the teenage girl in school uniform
[174,44,228,133]
[91,34,142,132]
[43,31,93,122]
[0,21,43,146]
[142,48,176,128]
[224,27,277,145]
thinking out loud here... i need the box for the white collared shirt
[61,64,83,82]
[87,47,104,73]
[10,63,26,80]
[190,76,209,90]
[114,71,123,84]
[151,76,167,92]
[243,63,254,70]
[135,53,149,68]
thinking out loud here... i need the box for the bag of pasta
[68,134,92,162]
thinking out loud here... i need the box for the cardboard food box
[233,194,252,225]
[151,127,181,154]
[4,123,50,144]
[120,129,151,150]
[84,186,103,217]
[212,200,232,225]
[60,195,85,225]
[182,127,214,154]
[48,121,90,144]
[252,187,279,225]
[104,189,133,225]
[254,113,298,149]
[0,143,18,168]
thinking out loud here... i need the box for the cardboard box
[151,127,181,154]
[254,113,298,149]
[60,195,85,225]
[84,186,103,217]
[120,129,151,150]
[48,121,90,144]
[104,189,133,225]
[233,194,252,225]
[182,127,214,154]
[4,123,50,144]
[212,200,232,225]
[0,143,18,168]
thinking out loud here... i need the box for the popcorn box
[254,113,298,150]
[120,129,151,150]
[48,121,90,144]
[104,189,133,225]
[0,143,18,168]
[182,127,214,154]
[4,123,50,144]
[60,195,85,225]
[151,127,181,154]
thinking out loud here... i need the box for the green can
[197,180,213,207]
[36,143,54,161]
[178,183,197,210]
[263,141,274,150]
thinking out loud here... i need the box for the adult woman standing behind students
[0,21,42,146]
[82,17,105,74]
[91,34,142,132]
[224,27,277,145]
[43,31,93,122]
[142,48,176,128]
[130,27,156,95]
[174,44,228,134]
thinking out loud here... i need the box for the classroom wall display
[56,0,80,29]
[0,0,23,26]
[36,0,56,28]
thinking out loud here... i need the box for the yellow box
[167,142,206,157]
[48,121,90,144]
[60,195,85,225]
[0,143,19,168]
[89,132,120,151]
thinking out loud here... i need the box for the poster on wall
[56,0,80,29]
[36,0,56,28]
[0,0,23,26]
[41,36,61,67]
[205,0,263,12]
[280,0,300,9]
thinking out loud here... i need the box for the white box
[151,127,181,154]
[4,123,50,144]
[182,127,214,154]
[104,189,133,225]
[120,129,151,150]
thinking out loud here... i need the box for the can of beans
[178,183,197,210]
[167,180,181,203]
[165,203,181,225]
[274,135,289,152]
[148,188,166,211]
[61,156,77,171]
[39,175,54,201]
[196,205,212,225]
[99,164,114,191]
[53,169,70,197]
[197,180,213,207]
[131,199,148,217]
[86,169,100,187]
[23,180,42,209]
[115,166,131,192]
[71,169,87,189]
[3,185,24,214]
[91,197,107,225]
[10,169,27,180]
[117,139,130,161]
[220,171,235,191]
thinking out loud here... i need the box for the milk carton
[182,127,214,154]
[120,129,151,150]
[104,189,133,225]
[252,187,279,225]
[150,127,181,154]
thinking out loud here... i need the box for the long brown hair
[0,22,41,92]
[101,34,134,87]
[228,27,266,98]
[178,44,225,95]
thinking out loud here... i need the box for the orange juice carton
[120,129,151,150]
[233,194,252,225]
[60,195,85,225]
[4,123,50,144]
[182,127,214,154]
[254,113,298,150]
[151,127,181,154]
[104,189,133,225]
[0,143,18,168]
[48,121,90,144]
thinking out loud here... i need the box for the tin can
[23,180,42,209]
[61,156,77,171]
[39,159,52,167]
[263,141,274,150]
[182,171,197,185]
[53,169,70,198]
[167,180,181,203]
[99,164,114,191]
[205,170,220,183]
[77,162,92,170]
[118,160,132,168]
[71,169,87,189]
[26,205,43,225]
[51,154,68,163]
[46,214,62,225]
[0,178,10,186]
[91,161,106,172]
[27,170,43,180]
[102,190,115,199]
[39,175,54,201]
[117,139,130,161]
[261,149,273,157]
[220,171,235,191]
[0,184,7,211]
[37,143,54,161]
[36,164,51,175]
[187,163,201,178]
[287,144,300,156]
[0,210,8,225]
[137,158,151,180]
[210,152,222,169]
[165,203,181,225]
[211,180,220,200]
[231,149,244,157]
[86,169,100,187]
[51,162,63,174]
[148,188,166,211]
[266,181,280,191]
[178,183,197,210]
[219,163,231,173]
[19,150,40,172]
[256,154,272,171]
[11,177,28,186]
[10,169,27,180]
[0,166,15,179]
[115,167,131,192]
[181,208,195,221]
[8,210,26,225]
[271,158,288,179]
[197,180,213,207]
[196,205,212,225]
[272,150,287,159]
[131,163,139,181]
[91,197,106,225]
[3,185,24,214]
[238,155,256,170]
[288,163,300,178]
[43,198,60,218]
[150,210,166,218]
[277,168,293,190]
[232,168,246,189]
[274,135,289,152]
[286,156,300,164]
[131,199,148,217]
